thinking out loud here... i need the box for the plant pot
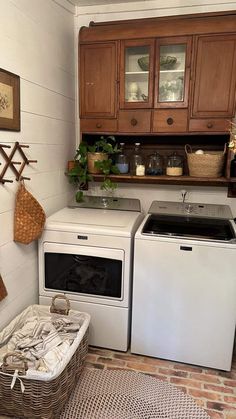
[68,160,76,171]
[87,152,108,174]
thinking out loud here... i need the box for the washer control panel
[148,201,233,220]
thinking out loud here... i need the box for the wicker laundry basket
[0,295,90,419]
[185,144,226,178]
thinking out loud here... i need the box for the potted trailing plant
[87,136,118,174]
[67,136,120,202]
[228,121,236,178]
[229,121,236,154]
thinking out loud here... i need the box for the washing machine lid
[45,207,143,236]
[148,201,233,220]
[142,214,236,242]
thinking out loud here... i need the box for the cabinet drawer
[80,118,117,133]
[118,110,151,133]
[189,118,230,132]
[152,110,188,133]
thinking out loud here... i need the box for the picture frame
[0,68,20,131]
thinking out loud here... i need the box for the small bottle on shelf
[115,143,129,174]
[130,143,145,176]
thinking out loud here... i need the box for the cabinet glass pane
[158,44,186,102]
[125,46,150,103]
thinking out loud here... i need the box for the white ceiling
[70,0,146,6]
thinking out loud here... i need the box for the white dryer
[39,196,144,351]
[131,201,236,371]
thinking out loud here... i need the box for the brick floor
[1,348,235,419]
[86,346,236,419]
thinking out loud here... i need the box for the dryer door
[43,242,124,302]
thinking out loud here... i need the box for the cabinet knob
[167,117,174,125]
[131,118,138,126]
[96,123,102,128]
[207,122,213,129]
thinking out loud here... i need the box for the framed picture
[0,68,20,131]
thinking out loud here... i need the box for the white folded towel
[0,314,81,373]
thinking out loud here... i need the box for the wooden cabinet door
[192,35,236,118]
[120,39,155,109]
[80,43,117,118]
[154,36,192,109]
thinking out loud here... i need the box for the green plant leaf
[88,144,97,153]
[94,158,113,175]
[87,136,120,154]
[101,178,117,191]
[75,190,84,202]
[75,142,89,159]
[111,165,120,174]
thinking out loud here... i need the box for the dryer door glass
[43,244,124,299]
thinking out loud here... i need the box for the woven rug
[60,368,210,419]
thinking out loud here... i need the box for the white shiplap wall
[0,0,76,330]
[75,0,236,25]
[75,0,236,215]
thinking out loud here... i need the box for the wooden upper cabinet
[79,14,236,135]
[119,39,155,109]
[80,42,117,118]
[154,36,192,109]
[192,34,236,118]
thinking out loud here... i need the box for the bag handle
[185,144,192,154]
[50,294,70,316]
[1,352,28,375]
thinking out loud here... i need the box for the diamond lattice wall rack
[0,142,37,184]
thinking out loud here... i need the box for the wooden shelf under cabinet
[92,174,231,186]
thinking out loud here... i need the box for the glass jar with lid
[130,143,145,175]
[166,152,183,176]
[146,152,163,175]
[115,143,129,174]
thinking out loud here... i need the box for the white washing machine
[39,196,144,351]
[131,201,236,371]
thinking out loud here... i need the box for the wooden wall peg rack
[0,142,37,184]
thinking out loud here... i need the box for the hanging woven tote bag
[14,182,46,244]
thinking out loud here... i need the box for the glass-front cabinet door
[120,39,155,109]
[155,37,192,108]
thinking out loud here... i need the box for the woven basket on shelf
[14,182,46,244]
[185,144,226,178]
